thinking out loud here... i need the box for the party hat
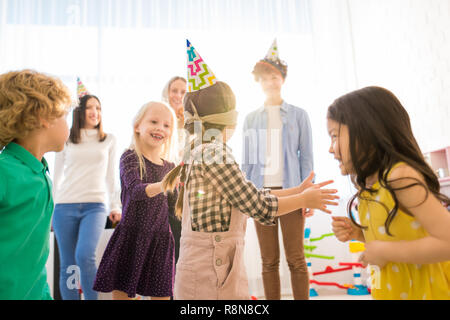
[256,38,287,79]
[76,77,89,98]
[264,38,279,62]
[186,40,217,92]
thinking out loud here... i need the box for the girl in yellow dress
[328,86,450,300]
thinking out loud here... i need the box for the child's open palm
[298,171,315,192]
[301,181,339,214]
[299,172,336,217]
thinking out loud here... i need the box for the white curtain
[0,0,359,298]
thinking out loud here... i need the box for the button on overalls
[174,164,250,300]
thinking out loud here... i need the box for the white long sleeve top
[53,129,121,212]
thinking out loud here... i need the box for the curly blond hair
[0,69,72,149]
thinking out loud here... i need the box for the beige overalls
[174,164,250,300]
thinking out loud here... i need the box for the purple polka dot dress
[93,149,177,298]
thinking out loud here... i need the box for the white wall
[348,0,450,153]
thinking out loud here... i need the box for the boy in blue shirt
[242,39,313,300]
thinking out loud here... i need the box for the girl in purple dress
[93,101,178,300]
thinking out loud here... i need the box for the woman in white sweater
[52,94,121,300]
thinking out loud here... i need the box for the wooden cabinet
[424,146,450,198]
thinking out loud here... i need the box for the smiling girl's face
[327,118,355,176]
[135,103,174,150]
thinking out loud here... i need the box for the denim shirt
[241,101,314,188]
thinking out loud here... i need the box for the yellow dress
[358,163,450,300]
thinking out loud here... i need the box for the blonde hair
[0,69,72,149]
[130,101,178,179]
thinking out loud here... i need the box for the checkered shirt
[186,141,278,232]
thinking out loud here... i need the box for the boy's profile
[0,69,71,299]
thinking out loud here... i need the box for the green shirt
[0,142,53,300]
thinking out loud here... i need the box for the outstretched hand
[300,172,339,214]
[299,172,315,192]
[300,171,335,192]
[302,184,339,214]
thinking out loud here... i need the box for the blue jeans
[52,203,107,300]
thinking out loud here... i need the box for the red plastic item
[339,262,365,268]
[251,295,258,300]
[310,279,348,290]
[312,265,352,276]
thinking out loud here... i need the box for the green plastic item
[310,233,334,242]
[304,245,317,251]
[305,253,335,260]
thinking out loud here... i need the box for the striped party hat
[186,40,217,92]
[76,77,89,98]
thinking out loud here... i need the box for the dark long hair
[69,94,106,144]
[327,86,449,236]
[162,81,236,218]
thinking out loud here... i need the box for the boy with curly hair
[0,69,72,299]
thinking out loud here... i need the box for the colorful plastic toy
[345,241,370,295]
[304,228,335,296]
[305,228,370,297]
